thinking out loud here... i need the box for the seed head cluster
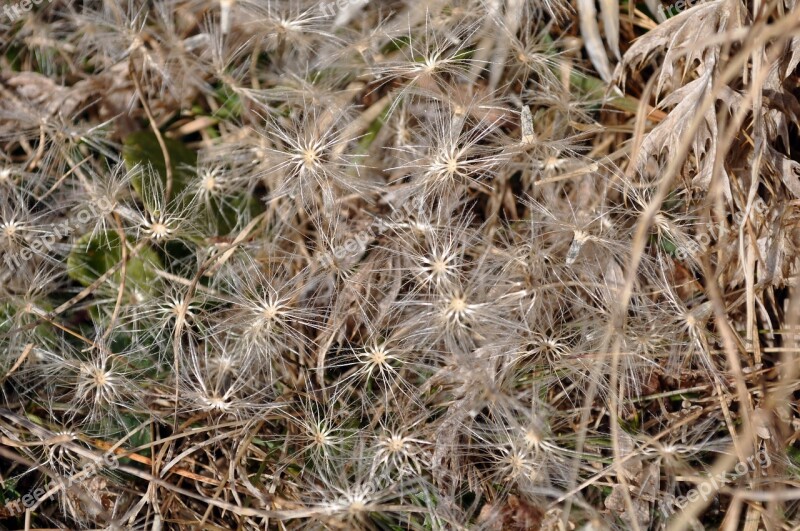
[1,0,799,529]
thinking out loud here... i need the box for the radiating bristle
[0,0,797,529]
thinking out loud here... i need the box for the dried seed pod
[566,230,589,266]
[521,104,537,145]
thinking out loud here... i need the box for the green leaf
[199,192,265,236]
[357,102,392,153]
[0,479,20,505]
[67,231,161,294]
[570,70,649,116]
[213,84,243,120]
[116,414,152,458]
[382,35,410,54]
[654,234,678,255]
[122,130,197,206]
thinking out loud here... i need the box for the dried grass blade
[578,0,614,82]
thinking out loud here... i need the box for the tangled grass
[1,0,800,529]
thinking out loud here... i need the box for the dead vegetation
[1,0,799,529]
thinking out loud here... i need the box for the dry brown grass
[1,0,799,529]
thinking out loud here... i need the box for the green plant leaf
[213,84,243,120]
[122,130,197,206]
[67,231,161,294]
